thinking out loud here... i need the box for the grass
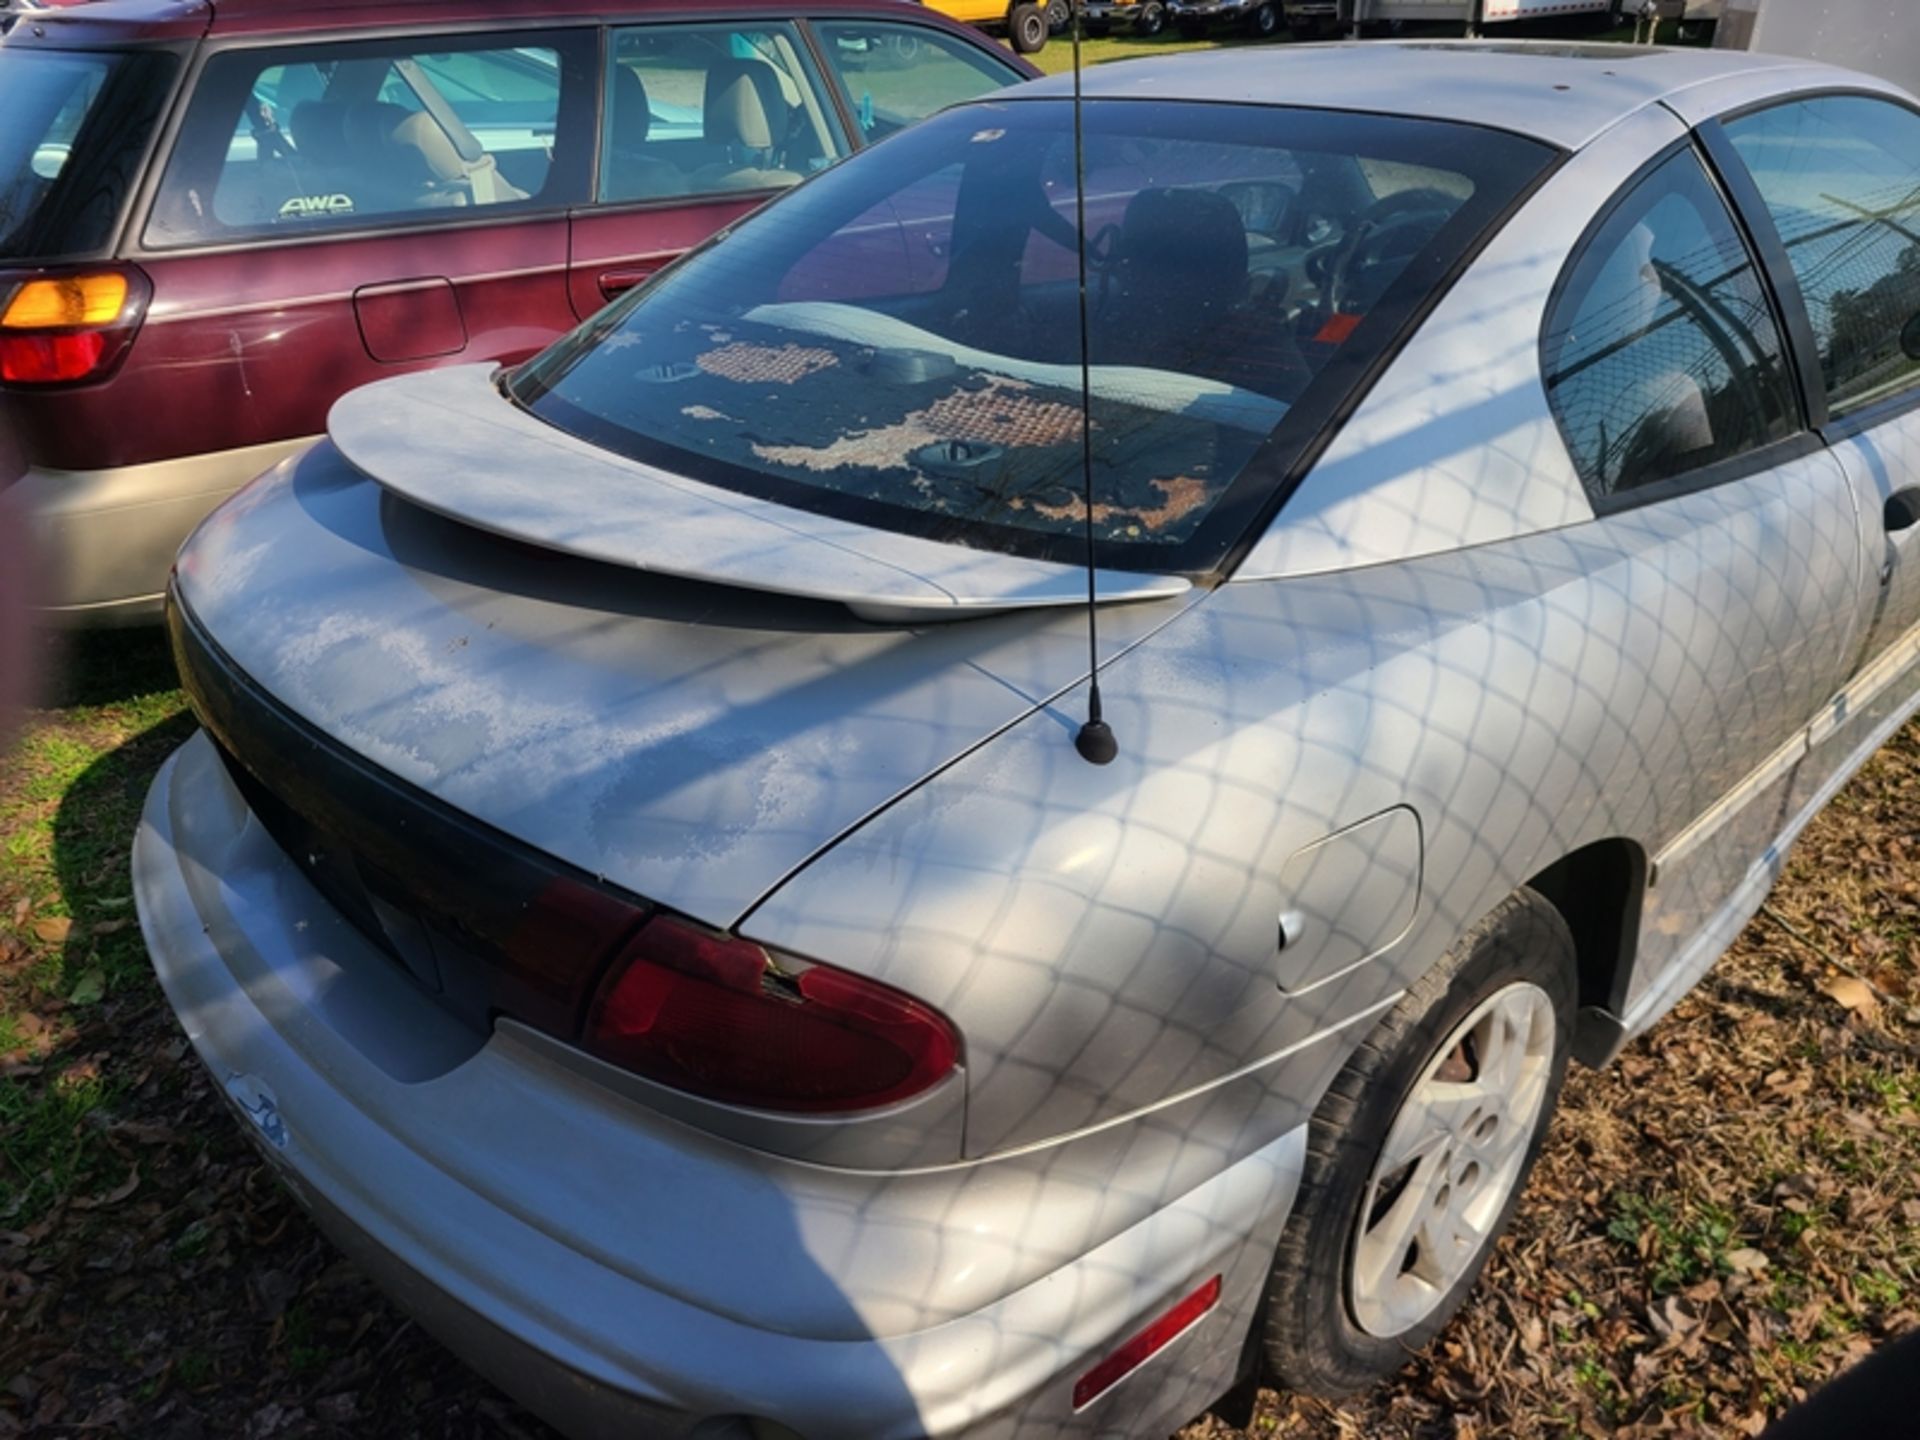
[1028,31,1247,72]
[0,628,190,1226]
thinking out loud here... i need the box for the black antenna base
[1074,717,1118,766]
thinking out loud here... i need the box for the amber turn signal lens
[1,274,130,330]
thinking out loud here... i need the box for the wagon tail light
[583,916,960,1113]
[0,267,152,387]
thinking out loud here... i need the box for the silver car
[134,42,1920,1440]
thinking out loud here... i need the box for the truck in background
[1716,0,1919,95]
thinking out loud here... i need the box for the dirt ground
[2,629,1916,1440]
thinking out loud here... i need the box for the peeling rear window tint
[512,100,1554,572]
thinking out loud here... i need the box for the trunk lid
[174,438,1199,932]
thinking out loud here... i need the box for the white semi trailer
[1716,0,1920,94]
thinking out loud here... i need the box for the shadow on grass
[50,705,199,997]
[33,624,180,711]
[0,704,197,1222]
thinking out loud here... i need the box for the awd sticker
[278,193,354,219]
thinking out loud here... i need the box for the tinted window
[813,21,1020,142]
[1725,95,1920,418]
[1544,149,1798,505]
[600,24,848,204]
[514,101,1553,572]
[0,48,178,260]
[145,34,592,247]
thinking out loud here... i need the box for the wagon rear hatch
[0,42,179,422]
[168,436,1201,1007]
[0,45,179,265]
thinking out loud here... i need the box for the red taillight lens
[0,267,149,387]
[0,330,109,384]
[584,917,960,1113]
[1072,1274,1222,1411]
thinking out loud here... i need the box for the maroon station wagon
[0,0,1032,623]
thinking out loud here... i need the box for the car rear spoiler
[326,364,1191,624]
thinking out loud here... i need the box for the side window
[1724,95,1920,418]
[601,24,849,204]
[1543,149,1798,506]
[145,33,592,247]
[812,22,1020,142]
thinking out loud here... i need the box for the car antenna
[1068,5,1119,767]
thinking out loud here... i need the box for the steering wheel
[1325,187,1460,318]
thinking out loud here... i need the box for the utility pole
[1466,0,1485,39]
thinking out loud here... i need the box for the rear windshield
[510,99,1553,572]
[0,47,179,261]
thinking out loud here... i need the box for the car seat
[605,66,689,201]
[1103,187,1250,373]
[688,57,803,193]
[344,101,530,210]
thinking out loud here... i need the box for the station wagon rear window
[511,100,1554,572]
[0,48,178,261]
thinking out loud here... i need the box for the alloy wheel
[1347,981,1557,1338]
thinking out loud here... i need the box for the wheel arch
[1521,836,1649,1068]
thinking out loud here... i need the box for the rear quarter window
[0,47,180,261]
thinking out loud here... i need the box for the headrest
[289,100,349,165]
[1119,187,1249,281]
[613,65,652,148]
[704,58,787,153]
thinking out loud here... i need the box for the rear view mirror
[1902,313,1920,362]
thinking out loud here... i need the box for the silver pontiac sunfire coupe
[134,40,1920,1440]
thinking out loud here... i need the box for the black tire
[1008,1,1050,50]
[1245,1,1280,37]
[1261,888,1577,1398]
[1177,17,1209,38]
[1133,0,1166,34]
[1048,0,1074,35]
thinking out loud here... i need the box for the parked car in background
[134,40,1920,1440]
[0,0,1029,626]
[1338,0,1624,27]
[1169,0,1283,40]
[923,0,1055,53]
[1282,0,1341,38]
[1082,0,1168,38]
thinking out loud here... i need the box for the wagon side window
[812,21,1021,143]
[1723,95,1920,420]
[143,32,595,248]
[599,23,850,204]
[1542,148,1798,508]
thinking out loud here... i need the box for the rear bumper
[134,731,1306,1440]
[15,437,314,625]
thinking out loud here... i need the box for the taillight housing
[584,916,961,1114]
[0,266,151,388]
